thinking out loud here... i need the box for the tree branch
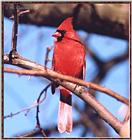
[3,3,129,40]
[4,55,129,105]
[4,67,124,136]
[15,120,81,137]
[3,52,129,136]
[11,4,18,52]
[74,103,109,136]
[4,85,48,119]
[3,54,130,136]
[35,84,51,137]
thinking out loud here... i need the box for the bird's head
[52,17,80,42]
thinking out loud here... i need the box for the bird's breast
[53,40,85,78]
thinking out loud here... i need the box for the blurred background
[3,3,129,138]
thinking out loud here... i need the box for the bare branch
[15,120,81,137]
[10,10,30,19]
[35,84,51,137]
[3,67,127,136]
[74,103,109,136]
[4,86,48,119]
[11,4,18,52]
[119,119,130,137]
[3,52,130,136]
[3,3,129,40]
[56,80,123,135]
[4,62,129,106]
[44,46,54,68]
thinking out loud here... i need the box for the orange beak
[52,31,61,38]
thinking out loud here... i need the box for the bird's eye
[56,30,66,35]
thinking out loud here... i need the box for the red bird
[52,17,86,133]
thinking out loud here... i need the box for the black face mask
[56,29,66,42]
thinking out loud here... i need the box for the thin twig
[35,84,51,137]
[16,128,38,137]
[4,87,48,119]
[14,120,81,137]
[11,4,18,52]
[10,10,30,19]
[44,46,54,68]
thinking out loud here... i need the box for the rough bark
[3,2,129,40]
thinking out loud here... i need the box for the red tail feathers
[58,88,72,133]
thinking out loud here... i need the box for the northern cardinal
[52,17,86,133]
